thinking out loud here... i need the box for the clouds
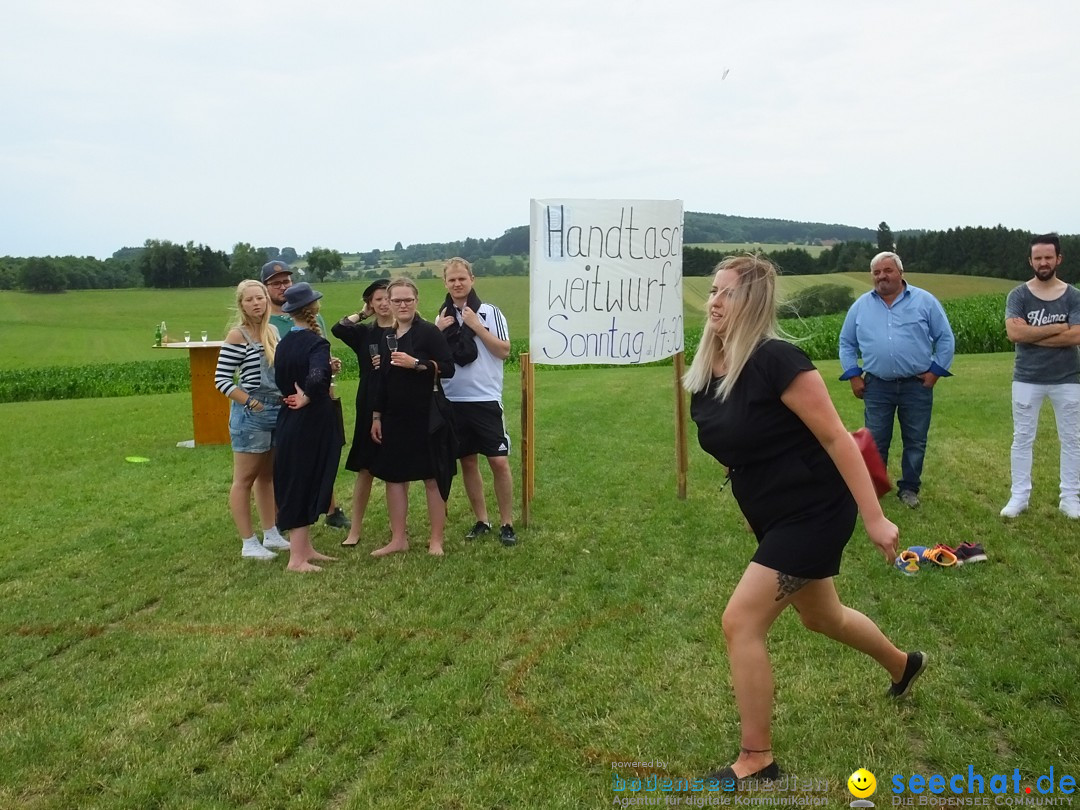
[2,0,1078,258]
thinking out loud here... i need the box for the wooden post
[520,351,535,527]
[674,351,689,499]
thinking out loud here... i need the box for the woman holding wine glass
[331,279,394,547]
[369,278,457,556]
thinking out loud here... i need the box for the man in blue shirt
[839,251,955,508]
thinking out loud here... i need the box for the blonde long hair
[683,255,781,401]
[292,301,323,336]
[231,280,279,365]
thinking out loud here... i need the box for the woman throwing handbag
[684,255,927,783]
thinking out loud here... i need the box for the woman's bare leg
[342,471,375,546]
[372,481,410,556]
[424,479,446,556]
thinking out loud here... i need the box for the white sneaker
[1060,498,1080,519]
[242,540,277,559]
[999,498,1028,518]
[262,530,290,550]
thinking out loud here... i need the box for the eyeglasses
[390,298,416,305]
[266,279,291,288]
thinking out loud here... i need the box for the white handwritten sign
[529,199,684,366]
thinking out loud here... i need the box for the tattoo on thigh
[775,573,810,602]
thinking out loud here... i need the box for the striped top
[214,341,265,398]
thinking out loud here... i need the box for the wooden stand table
[156,341,229,445]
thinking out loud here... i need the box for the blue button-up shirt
[838,283,955,381]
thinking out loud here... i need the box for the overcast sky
[3,0,1078,259]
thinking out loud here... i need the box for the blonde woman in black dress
[273,283,341,573]
[685,255,927,783]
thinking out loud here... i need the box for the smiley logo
[848,768,877,798]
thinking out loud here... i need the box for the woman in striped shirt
[214,280,289,560]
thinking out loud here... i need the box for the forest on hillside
[2,214,1075,291]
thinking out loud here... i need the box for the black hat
[362,278,390,302]
[260,260,294,284]
[281,281,323,313]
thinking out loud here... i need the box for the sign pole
[520,351,535,526]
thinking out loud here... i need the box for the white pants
[1010,381,1080,501]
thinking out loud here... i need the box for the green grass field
[0,274,1017,371]
[686,242,830,257]
[2,355,1079,808]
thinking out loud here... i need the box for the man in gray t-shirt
[1001,233,1080,519]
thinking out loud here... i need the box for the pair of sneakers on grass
[465,520,517,547]
[895,542,987,574]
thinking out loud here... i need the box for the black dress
[273,328,342,531]
[331,317,389,473]
[370,318,455,485]
[690,338,857,579]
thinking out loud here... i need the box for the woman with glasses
[331,278,394,548]
[369,278,457,556]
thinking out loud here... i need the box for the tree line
[684,225,1080,284]
[4,221,1078,293]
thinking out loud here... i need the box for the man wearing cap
[839,251,955,509]
[261,260,351,530]
[435,257,517,546]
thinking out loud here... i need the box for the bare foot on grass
[371,540,409,558]
[428,539,444,557]
[287,562,323,573]
[309,552,338,562]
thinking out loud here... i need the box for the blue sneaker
[894,550,920,575]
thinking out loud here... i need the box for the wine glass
[201,330,208,343]
[386,335,398,352]
[184,331,191,344]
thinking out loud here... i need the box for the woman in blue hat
[273,282,341,572]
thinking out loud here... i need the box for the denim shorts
[229,401,280,454]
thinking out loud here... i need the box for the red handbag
[851,427,892,499]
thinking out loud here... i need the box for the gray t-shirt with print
[1006,283,1080,385]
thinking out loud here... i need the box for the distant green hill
[682,211,878,244]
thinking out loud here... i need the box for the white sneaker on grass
[999,498,1028,518]
[262,529,290,550]
[1060,498,1080,519]
[242,538,277,559]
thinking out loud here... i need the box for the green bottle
[155,322,163,347]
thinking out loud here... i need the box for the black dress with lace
[273,328,342,530]
[331,317,389,472]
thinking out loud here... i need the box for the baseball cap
[260,261,294,284]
